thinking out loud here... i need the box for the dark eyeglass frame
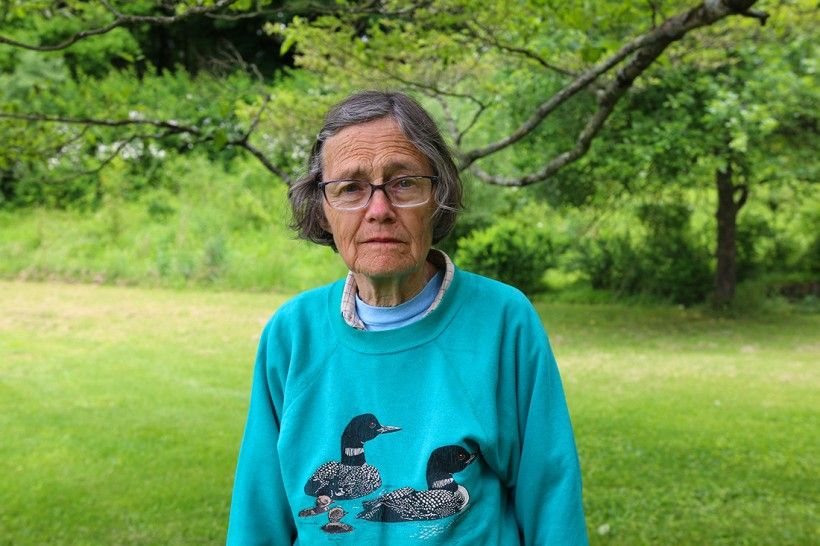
[318,175,438,211]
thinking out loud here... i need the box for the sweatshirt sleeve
[513,305,589,546]
[226,321,296,546]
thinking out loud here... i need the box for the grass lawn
[0,281,817,545]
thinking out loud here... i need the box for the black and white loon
[356,444,478,522]
[304,413,400,500]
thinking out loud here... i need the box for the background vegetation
[0,0,816,307]
[0,1,817,544]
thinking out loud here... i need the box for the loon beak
[377,425,401,434]
[466,452,479,465]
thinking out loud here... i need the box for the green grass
[1,281,817,545]
[541,303,819,545]
[0,156,347,293]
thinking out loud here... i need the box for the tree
[1,1,768,180]
[0,0,786,303]
[579,3,818,305]
[255,0,771,186]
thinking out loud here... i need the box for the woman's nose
[364,185,396,220]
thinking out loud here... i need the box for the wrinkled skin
[321,117,437,306]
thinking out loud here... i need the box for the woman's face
[320,117,436,281]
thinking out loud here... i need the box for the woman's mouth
[364,238,403,244]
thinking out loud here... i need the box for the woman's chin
[354,260,425,282]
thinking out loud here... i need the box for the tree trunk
[153,25,173,73]
[714,162,748,307]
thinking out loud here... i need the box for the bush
[571,202,713,305]
[455,206,555,295]
[572,234,644,294]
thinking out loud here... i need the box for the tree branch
[459,0,762,171]
[471,39,669,186]
[0,111,292,183]
[433,95,460,144]
[99,0,124,18]
[211,39,265,82]
[204,10,275,20]
[354,53,488,111]
[0,112,200,132]
[237,141,291,184]
[734,184,749,210]
[458,101,488,146]
[47,134,140,185]
[241,93,271,143]
[46,126,91,156]
[739,9,769,25]
[0,0,240,52]
[340,0,435,17]
[464,21,577,78]
[204,1,279,21]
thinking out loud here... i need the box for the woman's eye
[395,178,418,189]
[341,182,364,193]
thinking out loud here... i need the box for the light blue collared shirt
[355,270,445,331]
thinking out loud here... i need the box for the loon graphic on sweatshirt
[321,507,353,534]
[304,413,401,500]
[356,445,477,523]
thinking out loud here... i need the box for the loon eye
[369,421,376,429]
[458,453,465,460]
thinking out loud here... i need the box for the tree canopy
[0,0,816,305]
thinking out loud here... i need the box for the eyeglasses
[319,175,437,211]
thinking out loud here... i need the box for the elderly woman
[226,91,588,545]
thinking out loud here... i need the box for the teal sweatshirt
[226,267,588,545]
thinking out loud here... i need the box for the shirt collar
[340,249,455,330]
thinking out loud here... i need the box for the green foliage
[564,1,820,305]
[0,0,293,74]
[571,201,712,305]
[455,204,555,295]
[637,202,713,305]
[0,0,313,210]
[0,156,346,292]
[0,0,817,306]
[735,212,775,280]
[731,271,819,315]
[587,26,818,198]
[0,56,271,209]
[267,0,670,162]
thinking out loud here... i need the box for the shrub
[570,202,712,305]
[455,207,555,295]
[573,234,644,294]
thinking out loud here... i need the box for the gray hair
[288,90,463,249]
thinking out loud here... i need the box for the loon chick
[356,445,478,523]
[304,413,400,499]
[321,507,353,534]
[298,495,332,517]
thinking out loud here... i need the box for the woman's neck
[354,260,437,307]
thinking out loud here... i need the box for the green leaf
[280,34,296,56]
[212,129,228,150]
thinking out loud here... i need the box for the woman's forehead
[322,118,431,179]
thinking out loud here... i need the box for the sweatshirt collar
[340,249,455,330]
[328,260,469,354]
